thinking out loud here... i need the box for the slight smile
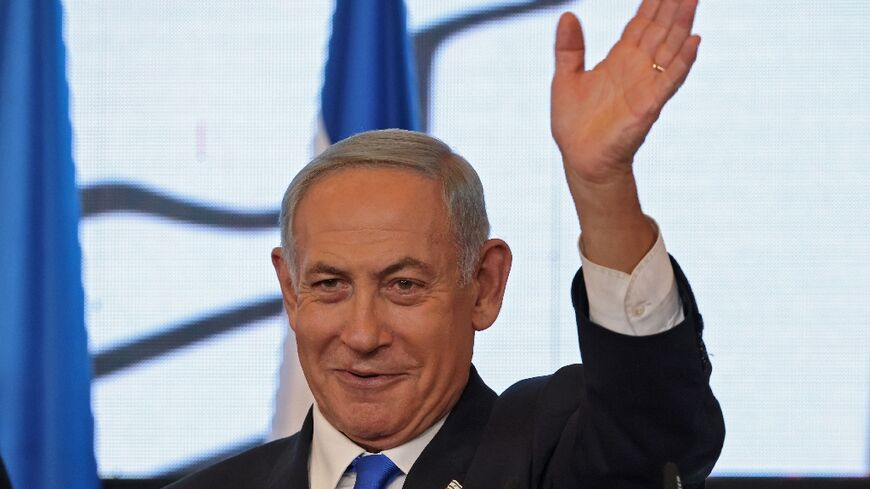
[335,369,407,389]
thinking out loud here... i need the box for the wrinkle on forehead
[293,168,451,244]
[291,167,459,280]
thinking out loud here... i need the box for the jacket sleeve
[541,256,725,489]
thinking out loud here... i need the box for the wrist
[568,171,656,273]
[567,169,643,222]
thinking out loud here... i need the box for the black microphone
[662,462,682,489]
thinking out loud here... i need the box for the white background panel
[93,316,285,477]
[64,0,870,477]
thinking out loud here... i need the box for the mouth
[336,369,405,388]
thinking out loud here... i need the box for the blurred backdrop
[61,0,870,480]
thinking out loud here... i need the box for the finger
[654,0,698,68]
[655,35,700,103]
[637,0,663,20]
[554,12,585,74]
[639,0,681,56]
[622,0,662,44]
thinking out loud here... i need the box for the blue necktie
[350,454,402,489]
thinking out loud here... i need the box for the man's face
[278,167,480,450]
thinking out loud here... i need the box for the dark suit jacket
[0,454,11,489]
[167,260,724,489]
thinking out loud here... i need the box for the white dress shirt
[579,223,684,335]
[310,405,445,489]
[311,224,683,489]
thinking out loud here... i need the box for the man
[168,1,723,488]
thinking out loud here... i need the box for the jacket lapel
[265,408,314,489]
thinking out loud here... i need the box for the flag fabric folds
[270,0,422,438]
[0,1,100,488]
[321,0,421,143]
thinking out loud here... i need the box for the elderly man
[168,1,723,488]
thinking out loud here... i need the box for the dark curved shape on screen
[93,296,284,378]
[80,183,280,229]
[413,0,573,130]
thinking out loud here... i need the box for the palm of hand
[553,41,665,183]
[551,0,700,185]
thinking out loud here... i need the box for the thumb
[554,12,585,75]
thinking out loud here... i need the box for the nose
[339,291,391,354]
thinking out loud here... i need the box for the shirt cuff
[579,218,685,336]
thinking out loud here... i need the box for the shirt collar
[310,403,447,489]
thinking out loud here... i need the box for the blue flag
[271,0,422,437]
[321,0,421,142]
[0,0,100,488]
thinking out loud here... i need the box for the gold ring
[652,63,666,73]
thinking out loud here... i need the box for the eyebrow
[304,257,434,280]
[377,257,435,280]
[306,263,348,277]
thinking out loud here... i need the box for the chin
[333,404,407,447]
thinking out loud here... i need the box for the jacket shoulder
[496,364,585,415]
[163,434,301,489]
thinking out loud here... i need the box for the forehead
[292,167,453,264]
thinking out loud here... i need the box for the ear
[271,247,299,329]
[470,239,512,332]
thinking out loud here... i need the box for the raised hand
[551,0,701,272]
[551,0,700,185]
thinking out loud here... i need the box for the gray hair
[279,129,490,284]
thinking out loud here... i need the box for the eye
[395,279,416,291]
[387,278,423,298]
[309,278,350,301]
[314,278,341,289]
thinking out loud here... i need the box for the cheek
[291,302,343,355]
[394,305,475,367]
